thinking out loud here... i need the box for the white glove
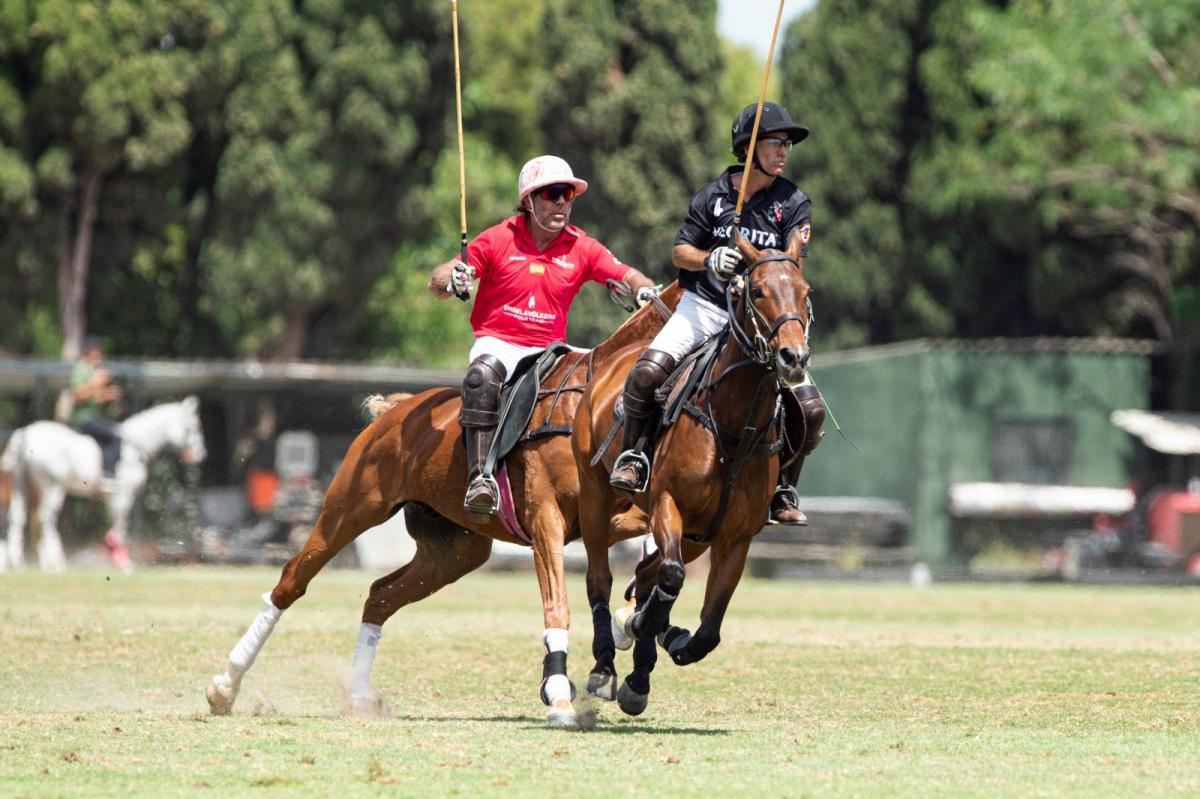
[704,246,742,281]
[448,261,475,298]
[635,285,661,308]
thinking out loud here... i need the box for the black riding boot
[81,418,122,479]
[609,350,676,496]
[460,355,507,515]
[769,383,826,526]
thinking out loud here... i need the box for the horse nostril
[798,346,811,370]
[778,347,798,368]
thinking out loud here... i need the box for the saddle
[482,342,577,481]
[596,329,786,543]
[591,332,726,471]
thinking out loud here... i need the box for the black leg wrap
[590,601,615,666]
[539,650,574,706]
[631,585,677,641]
[626,636,657,695]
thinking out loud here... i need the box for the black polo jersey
[674,166,811,305]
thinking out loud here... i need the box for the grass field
[2,565,1199,798]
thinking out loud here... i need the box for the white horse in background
[0,396,207,573]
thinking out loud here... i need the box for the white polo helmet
[517,155,588,204]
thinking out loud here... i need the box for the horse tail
[361,392,413,421]
[0,428,24,517]
[0,427,22,478]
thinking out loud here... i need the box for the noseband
[724,253,810,366]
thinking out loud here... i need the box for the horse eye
[749,285,764,300]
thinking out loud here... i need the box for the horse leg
[527,503,579,728]
[659,536,752,667]
[579,470,621,701]
[348,504,490,713]
[4,478,28,571]
[624,496,686,642]
[611,535,660,651]
[103,490,136,574]
[35,485,67,573]
[206,463,396,716]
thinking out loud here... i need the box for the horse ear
[732,228,761,264]
[785,227,804,263]
[183,395,199,412]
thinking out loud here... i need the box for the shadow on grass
[383,714,729,735]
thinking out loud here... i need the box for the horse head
[173,396,208,465]
[730,229,811,387]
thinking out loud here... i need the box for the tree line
[1,0,1195,407]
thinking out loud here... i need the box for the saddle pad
[659,332,724,429]
[485,342,574,476]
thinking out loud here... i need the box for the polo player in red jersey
[429,155,655,516]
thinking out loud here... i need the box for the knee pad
[460,355,506,427]
[784,384,826,455]
[623,350,676,419]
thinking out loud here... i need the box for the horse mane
[591,280,683,364]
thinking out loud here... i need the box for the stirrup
[609,450,650,496]
[768,485,806,526]
[464,474,500,515]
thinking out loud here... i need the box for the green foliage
[783,0,1200,404]
[196,0,455,358]
[0,0,202,355]
[923,0,1200,404]
[539,0,725,347]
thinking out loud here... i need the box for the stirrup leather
[610,450,650,494]
[464,474,500,514]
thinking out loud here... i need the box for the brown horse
[205,282,681,727]
[572,232,810,716]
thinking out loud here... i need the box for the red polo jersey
[466,215,630,347]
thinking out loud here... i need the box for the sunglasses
[537,183,577,203]
[759,136,793,151]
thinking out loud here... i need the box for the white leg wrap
[228,592,283,679]
[349,623,383,700]
[543,674,572,705]
[543,627,569,654]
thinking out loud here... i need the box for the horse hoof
[586,670,618,701]
[349,696,390,719]
[206,678,235,716]
[612,605,636,649]
[546,700,577,729]
[617,681,648,717]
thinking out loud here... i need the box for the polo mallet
[451,0,472,301]
[731,0,787,234]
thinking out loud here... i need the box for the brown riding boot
[609,350,676,497]
[463,424,500,515]
[768,484,808,526]
[460,354,506,516]
[769,384,826,525]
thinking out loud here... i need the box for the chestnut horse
[206,282,681,728]
[573,232,810,716]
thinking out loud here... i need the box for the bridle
[724,252,810,366]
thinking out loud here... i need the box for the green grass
[2,565,1199,797]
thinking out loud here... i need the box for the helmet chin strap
[526,199,563,237]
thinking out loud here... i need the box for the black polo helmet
[731,102,809,159]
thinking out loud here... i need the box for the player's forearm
[671,244,708,272]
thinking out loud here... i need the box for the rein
[724,252,809,365]
[683,252,808,543]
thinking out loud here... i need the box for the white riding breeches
[646,290,730,362]
[468,336,546,380]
